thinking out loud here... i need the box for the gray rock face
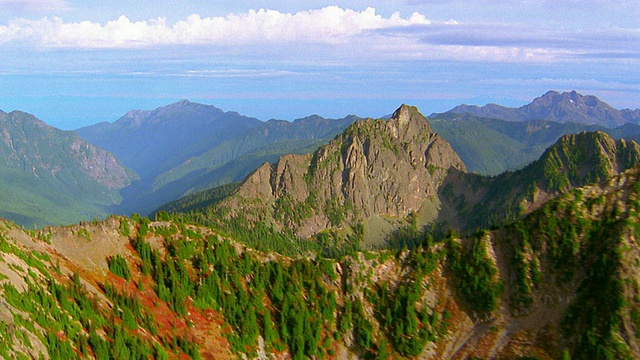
[224,104,466,237]
[70,137,138,190]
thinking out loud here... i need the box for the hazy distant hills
[438,90,640,128]
[430,112,640,175]
[0,110,137,227]
[76,100,263,181]
[148,114,360,195]
[77,100,360,215]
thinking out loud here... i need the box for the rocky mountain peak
[392,104,424,125]
[533,90,598,108]
[222,105,466,238]
[521,90,633,127]
[442,90,640,128]
[388,104,433,136]
[175,99,192,107]
[119,109,152,127]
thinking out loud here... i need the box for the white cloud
[0,5,635,65]
[0,6,431,48]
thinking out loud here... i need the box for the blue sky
[0,0,638,129]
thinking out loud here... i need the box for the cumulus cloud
[0,5,635,65]
[0,6,430,48]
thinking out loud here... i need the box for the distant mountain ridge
[76,100,263,181]
[2,90,637,227]
[77,92,639,218]
[77,100,361,215]
[441,90,640,128]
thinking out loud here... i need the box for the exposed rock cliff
[0,110,136,190]
[224,105,466,237]
[0,110,138,226]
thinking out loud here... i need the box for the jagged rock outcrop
[224,105,466,237]
[536,131,640,188]
[69,137,138,190]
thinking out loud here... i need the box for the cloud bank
[0,7,429,48]
[0,5,636,65]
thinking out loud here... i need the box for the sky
[0,0,638,129]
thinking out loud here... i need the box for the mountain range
[438,90,640,128]
[429,113,640,175]
[1,97,640,358]
[1,90,639,229]
[76,100,359,215]
[179,105,640,248]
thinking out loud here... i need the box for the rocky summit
[221,104,465,238]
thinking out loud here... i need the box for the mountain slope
[430,112,640,175]
[440,131,640,232]
[169,108,640,249]
[150,114,359,193]
[77,101,359,215]
[139,114,359,209]
[2,166,640,359]
[76,100,263,180]
[446,166,640,358]
[4,103,640,359]
[0,110,137,227]
[443,90,640,128]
